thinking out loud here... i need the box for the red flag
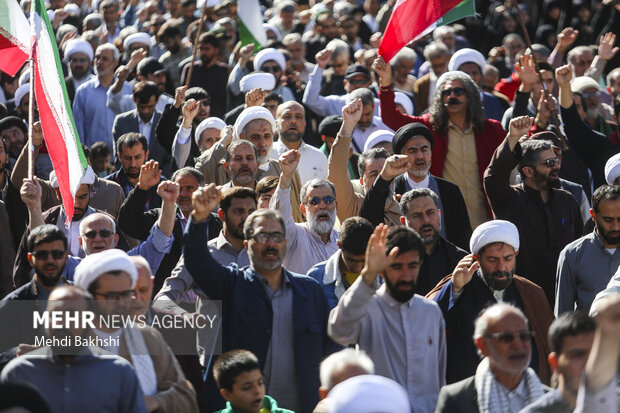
[0,0,30,76]
[379,0,462,62]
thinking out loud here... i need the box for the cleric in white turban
[469,219,520,255]
[604,153,620,186]
[253,48,286,72]
[194,117,227,145]
[448,48,486,73]
[123,32,151,52]
[64,38,94,62]
[240,72,276,93]
[233,106,276,140]
[364,129,394,153]
[327,375,410,413]
[74,248,138,291]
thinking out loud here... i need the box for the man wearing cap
[428,220,554,385]
[435,303,546,413]
[180,33,229,118]
[73,249,199,413]
[555,185,620,316]
[63,38,95,105]
[318,115,360,179]
[329,224,446,413]
[223,71,277,127]
[303,48,379,118]
[571,76,615,136]
[359,122,472,251]
[271,101,328,184]
[374,59,506,228]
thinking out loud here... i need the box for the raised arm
[270,149,302,247]
[156,86,186,154]
[172,99,199,168]
[302,49,333,117]
[373,56,419,130]
[20,178,44,230]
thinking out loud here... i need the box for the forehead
[486,311,527,333]
[260,59,281,70]
[0,126,24,137]
[84,217,114,230]
[480,242,515,257]
[539,70,554,81]
[458,62,481,74]
[306,184,334,198]
[70,52,90,60]
[582,87,599,94]
[34,239,65,251]
[364,157,385,172]
[76,184,91,196]
[245,120,273,135]
[538,148,556,161]
[349,74,369,82]
[174,173,199,186]
[596,197,620,214]
[391,250,420,265]
[120,143,146,155]
[253,216,284,232]
[96,272,132,290]
[229,196,257,209]
[279,103,304,117]
[95,49,113,58]
[231,144,255,157]
[403,136,430,150]
[201,128,221,139]
[443,79,464,89]
[406,196,436,212]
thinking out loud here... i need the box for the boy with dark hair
[213,350,294,413]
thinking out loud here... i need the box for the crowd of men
[0,0,620,412]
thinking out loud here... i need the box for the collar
[215,230,245,253]
[308,225,337,244]
[591,229,619,253]
[406,172,430,189]
[377,284,415,308]
[448,119,473,134]
[138,114,154,126]
[323,249,343,285]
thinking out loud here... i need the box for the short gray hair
[423,41,451,61]
[225,140,258,162]
[243,209,285,240]
[567,46,594,66]
[433,25,455,40]
[474,303,528,341]
[79,212,116,236]
[390,47,417,66]
[300,178,336,203]
[96,43,120,61]
[348,88,374,107]
[400,188,439,215]
[326,39,349,60]
[320,349,375,390]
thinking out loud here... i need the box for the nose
[497,259,506,272]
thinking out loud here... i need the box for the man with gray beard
[270,148,339,274]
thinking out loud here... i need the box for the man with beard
[180,33,228,118]
[555,185,620,315]
[484,115,582,307]
[435,303,545,413]
[184,186,333,412]
[271,101,328,185]
[328,224,446,413]
[358,122,471,250]
[63,38,95,105]
[158,22,192,87]
[0,285,146,413]
[221,141,259,190]
[428,220,554,385]
[0,225,69,357]
[73,43,133,151]
[270,149,339,274]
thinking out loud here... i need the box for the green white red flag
[0,0,30,76]
[237,0,267,50]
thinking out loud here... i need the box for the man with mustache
[435,303,545,413]
[328,224,446,413]
[270,148,340,274]
[555,185,620,315]
[428,220,554,386]
[184,185,333,412]
[221,141,259,190]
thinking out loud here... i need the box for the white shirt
[271,140,328,184]
[352,116,394,154]
[139,115,155,144]
[406,173,430,190]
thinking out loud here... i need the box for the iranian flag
[0,0,30,76]
[31,0,87,222]
[416,0,476,41]
[237,0,267,50]
[379,0,465,62]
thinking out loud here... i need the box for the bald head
[276,101,306,145]
[276,100,305,118]
[474,303,528,340]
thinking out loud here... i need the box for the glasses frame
[484,330,535,343]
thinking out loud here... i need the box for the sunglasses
[32,249,65,260]
[262,65,281,74]
[441,87,466,98]
[307,195,336,206]
[348,78,369,86]
[82,229,114,239]
[252,232,285,243]
[540,158,560,167]
[485,330,534,343]
[93,290,137,300]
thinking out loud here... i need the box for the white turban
[448,48,486,72]
[436,70,471,90]
[263,23,281,41]
[327,375,410,413]
[234,106,276,139]
[63,3,81,15]
[605,153,620,185]
[394,91,414,116]
[64,38,94,62]
[18,70,30,86]
[74,249,138,290]
[470,219,520,255]
[253,48,286,72]
[240,72,276,93]
[571,76,600,94]
[364,129,394,152]
[14,84,30,105]
[194,117,227,145]
[123,32,151,52]
[49,165,96,188]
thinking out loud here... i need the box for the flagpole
[27,0,36,180]
[184,0,210,87]
[511,0,568,150]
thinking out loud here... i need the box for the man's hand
[174,85,188,108]
[372,56,392,88]
[157,180,180,203]
[191,183,221,222]
[340,98,363,137]
[239,43,255,67]
[245,88,266,107]
[181,99,199,128]
[315,49,332,69]
[451,254,480,294]
[555,64,573,87]
[137,160,162,191]
[380,155,411,182]
[361,224,400,286]
[128,49,147,70]
[369,32,382,49]
[556,27,579,51]
[515,54,539,91]
[32,121,43,147]
[507,115,533,148]
[536,93,556,123]
[20,178,42,209]
[598,32,619,61]
[16,343,39,357]
[114,64,132,83]
[220,125,234,147]
[278,149,300,189]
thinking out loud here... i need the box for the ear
[223,161,229,173]
[220,388,232,402]
[359,177,364,186]
[145,149,150,160]
[79,237,83,247]
[318,387,328,400]
[336,241,341,248]
[475,337,489,357]
[589,208,595,220]
[218,209,225,220]
[522,166,535,179]
[243,239,248,249]
[438,209,442,217]
[400,216,406,225]
[27,252,34,267]
[548,352,559,372]
[300,203,306,218]
[113,234,119,247]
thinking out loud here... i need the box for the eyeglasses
[580,91,600,99]
[539,158,560,168]
[485,330,534,343]
[252,232,285,243]
[199,99,211,107]
[348,78,369,86]
[441,87,466,98]
[82,229,114,239]
[93,290,137,300]
[262,65,281,74]
[32,249,65,260]
[306,195,336,206]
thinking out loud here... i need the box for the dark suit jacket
[112,109,171,177]
[435,376,479,413]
